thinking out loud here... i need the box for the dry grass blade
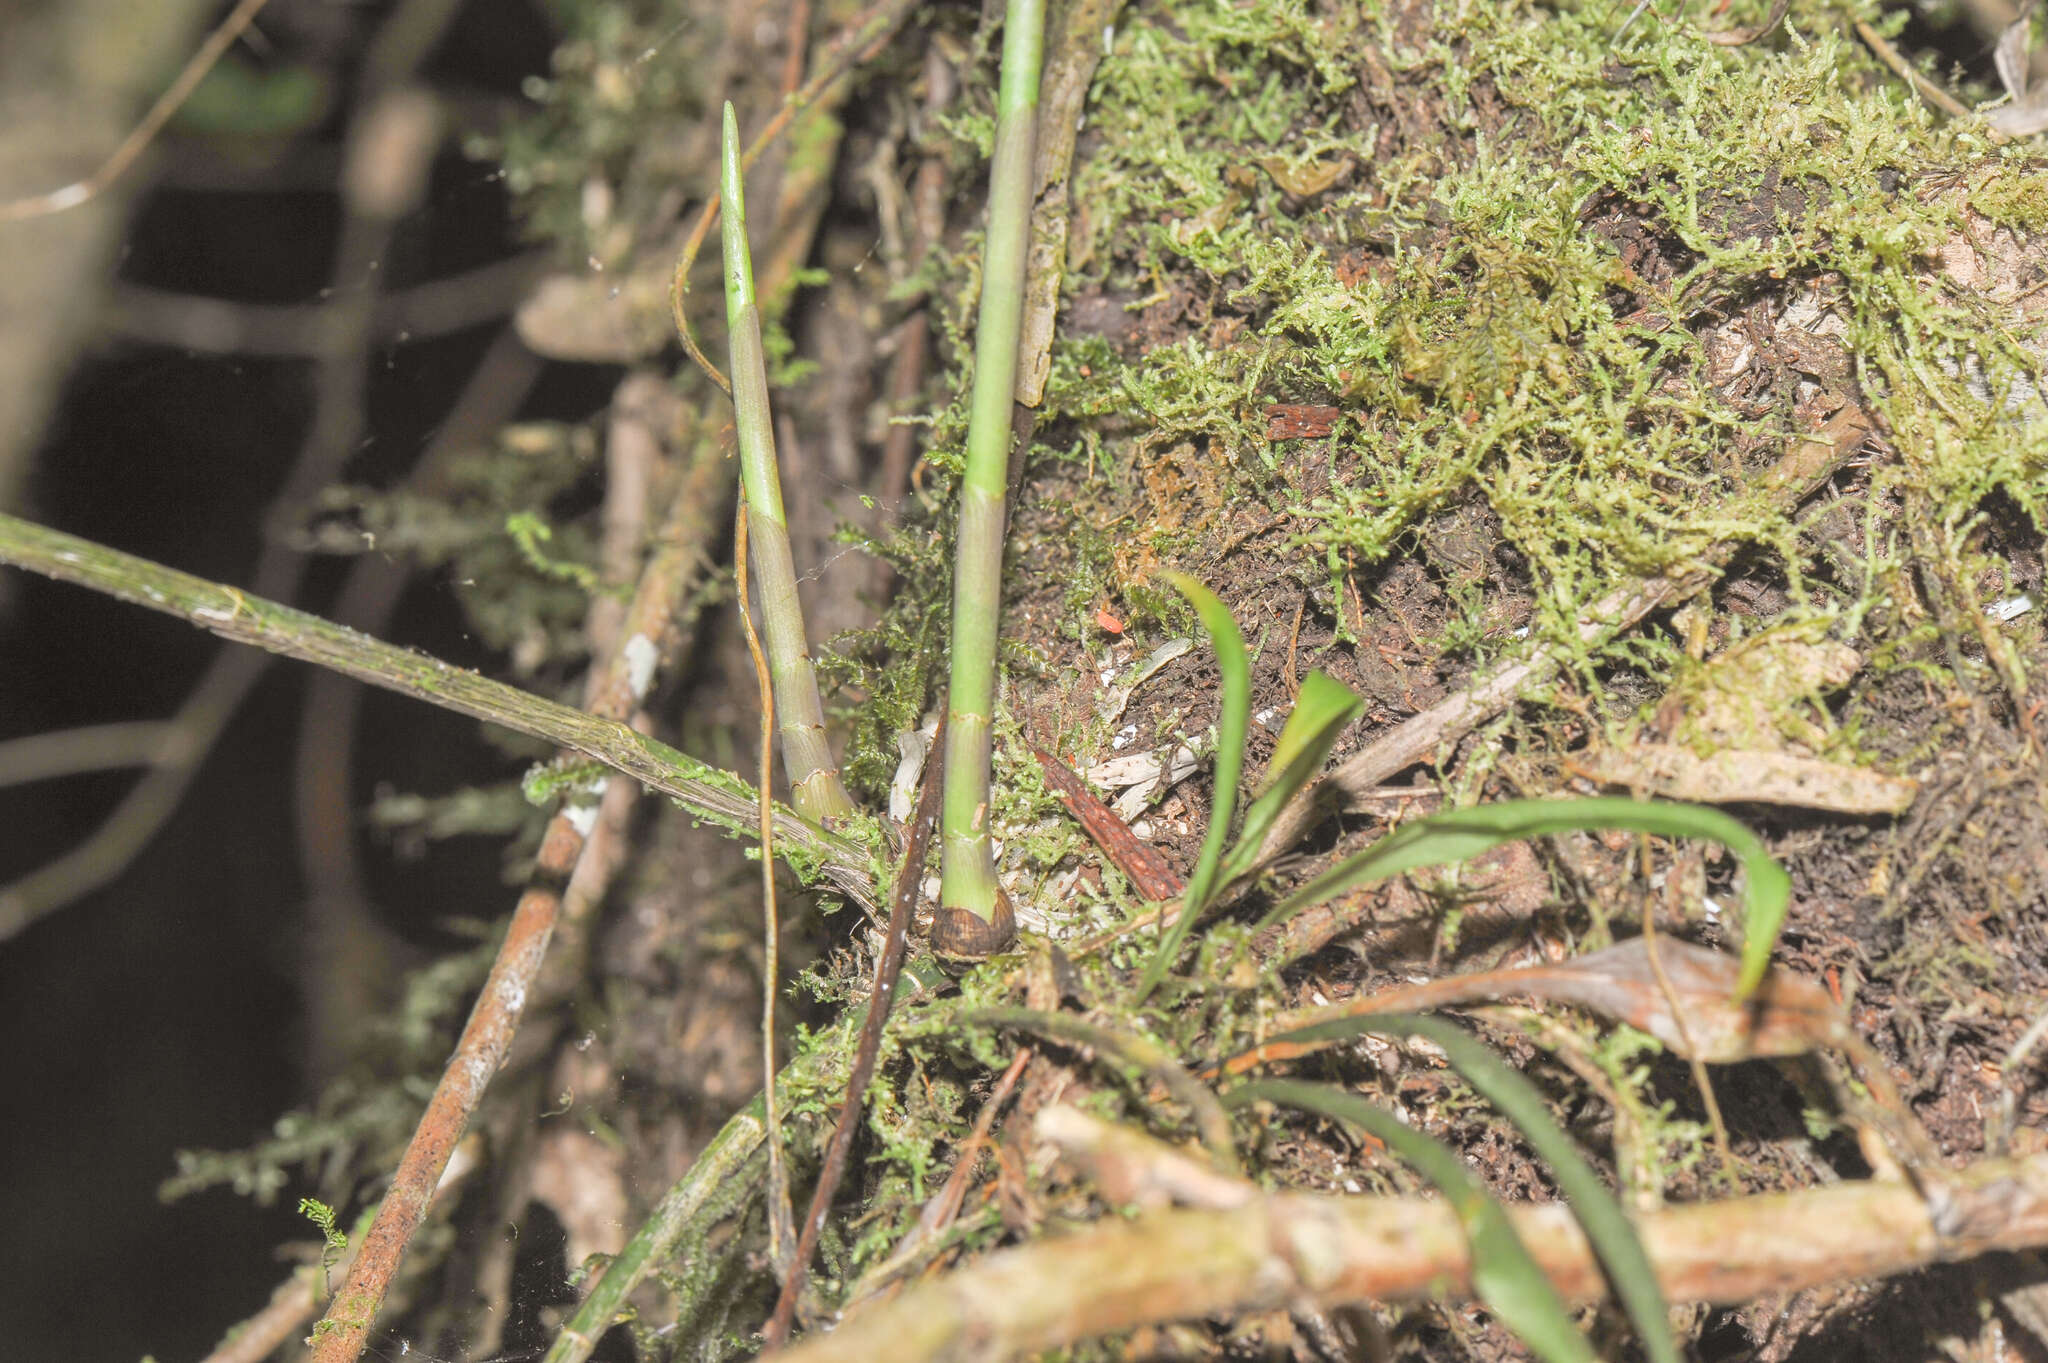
[1219,936,1848,1077]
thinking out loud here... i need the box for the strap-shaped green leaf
[1225,1079,1598,1363]
[1245,1015,1681,1363]
[1250,796,1789,999]
[1136,572,1250,1000]
[1220,669,1363,887]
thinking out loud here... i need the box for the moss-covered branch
[0,512,876,925]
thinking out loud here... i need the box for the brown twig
[1031,745,1186,903]
[307,828,570,1363]
[0,0,276,221]
[921,1046,1034,1234]
[1013,0,1120,407]
[303,434,743,1362]
[781,0,813,97]
[841,1046,1035,1311]
[773,1142,2048,1363]
[1853,19,1974,120]
[737,497,801,1279]
[763,718,946,1348]
[196,1144,485,1363]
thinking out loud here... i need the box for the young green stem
[933,0,1044,959]
[719,100,853,824]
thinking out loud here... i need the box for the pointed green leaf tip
[1220,668,1362,886]
[719,100,752,333]
[1250,796,1791,1000]
[1135,572,1250,1002]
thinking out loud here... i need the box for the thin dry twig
[737,497,800,1280]
[764,722,946,1348]
[0,0,275,221]
[773,1144,2048,1363]
[1853,19,1974,120]
[196,1142,485,1363]
[841,1046,1035,1311]
[1992,1002,2048,1156]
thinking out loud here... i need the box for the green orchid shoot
[932,0,1046,960]
[719,100,852,824]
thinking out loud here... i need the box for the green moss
[1970,161,2048,234]
[1023,0,2045,726]
[488,0,712,263]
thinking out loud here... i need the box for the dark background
[0,3,573,1358]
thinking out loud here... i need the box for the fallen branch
[775,1126,2048,1363]
[0,512,877,925]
